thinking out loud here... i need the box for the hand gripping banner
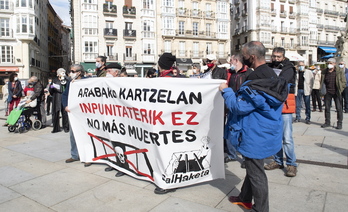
[68,77,225,189]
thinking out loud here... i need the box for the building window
[193,22,198,36]
[206,43,212,54]
[1,45,13,63]
[290,38,294,47]
[106,22,113,29]
[84,41,97,60]
[206,23,211,36]
[16,15,34,34]
[143,0,153,9]
[143,43,154,54]
[179,21,184,35]
[143,20,154,38]
[179,41,185,57]
[193,42,199,58]
[163,0,173,7]
[281,38,284,46]
[106,45,113,56]
[126,46,132,57]
[218,43,224,58]
[218,22,227,33]
[83,15,97,35]
[164,40,171,53]
[0,0,10,9]
[0,18,10,36]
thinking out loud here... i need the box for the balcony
[242,9,247,17]
[123,6,136,17]
[204,11,215,19]
[318,40,335,45]
[190,9,201,18]
[234,28,240,35]
[242,26,248,33]
[108,54,118,61]
[317,24,324,29]
[103,4,117,16]
[324,9,339,17]
[190,51,204,58]
[83,53,98,61]
[271,9,276,16]
[316,8,323,14]
[280,27,288,33]
[289,12,296,19]
[289,28,297,34]
[104,28,117,38]
[124,54,137,62]
[325,25,339,32]
[288,0,295,4]
[279,0,286,2]
[280,11,287,18]
[234,0,240,5]
[271,26,278,33]
[309,39,317,45]
[123,29,136,39]
[234,13,240,20]
[340,12,346,17]
[177,8,188,17]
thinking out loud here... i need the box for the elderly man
[105,63,122,77]
[25,76,46,129]
[321,58,346,129]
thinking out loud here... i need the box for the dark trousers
[46,96,52,114]
[324,92,343,126]
[311,89,322,111]
[343,87,348,112]
[52,106,69,132]
[239,157,269,212]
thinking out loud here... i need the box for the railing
[141,9,155,17]
[83,53,98,61]
[124,54,137,62]
[123,6,136,16]
[242,26,248,32]
[234,0,240,5]
[190,9,201,18]
[280,11,287,18]
[271,9,276,16]
[324,9,339,16]
[142,31,155,38]
[204,11,215,19]
[316,8,323,13]
[289,12,296,19]
[103,4,117,15]
[288,0,296,4]
[289,28,297,34]
[190,51,204,58]
[242,9,247,17]
[317,40,335,45]
[123,29,136,37]
[108,54,118,61]
[104,28,117,37]
[280,27,288,33]
[177,8,188,16]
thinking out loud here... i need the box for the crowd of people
[2,41,347,211]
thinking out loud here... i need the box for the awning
[285,52,305,61]
[176,58,193,66]
[0,67,19,72]
[321,54,334,59]
[318,46,337,54]
[80,62,96,73]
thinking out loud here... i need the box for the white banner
[68,77,225,189]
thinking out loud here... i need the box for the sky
[49,0,71,26]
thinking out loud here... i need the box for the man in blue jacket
[220,41,286,212]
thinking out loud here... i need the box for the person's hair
[120,67,127,76]
[243,41,266,60]
[31,76,38,82]
[97,55,107,64]
[9,73,18,82]
[272,47,286,57]
[70,64,85,75]
[232,53,243,63]
[146,68,156,78]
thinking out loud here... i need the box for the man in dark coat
[26,76,46,128]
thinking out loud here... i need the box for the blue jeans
[296,89,311,121]
[274,114,297,166]
[225,139,237,160]
[70,127,79,160]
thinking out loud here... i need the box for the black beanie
[158,53,176,70]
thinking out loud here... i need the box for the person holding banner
[221,41,283,211]
[62,64,90,166]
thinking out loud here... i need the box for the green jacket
[320,66,346,96]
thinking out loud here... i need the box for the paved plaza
[0,104,347,212]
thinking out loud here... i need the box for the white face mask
[70,72,77,80]
[106,73,113,78]
[328,64,334,69]
[14,77,18,81]
[230,64,236,71]
[299,66,304,71]
[339,64,344,69]
[96,62,102,68]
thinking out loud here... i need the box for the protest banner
[68,77,225,189]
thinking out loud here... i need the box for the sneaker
[305,120,310,125]
[224,156,237,163]
[285,165,297,177]
[154,187,176,195]
[65,158,79,163]
[105,166,114,172]
[115,171,125,177]
[264,161,284,170]
[321,123,330,128]
[228,196,252,210]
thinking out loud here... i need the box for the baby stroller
[6,98,42,133]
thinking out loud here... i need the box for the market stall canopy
[286,52,305,61]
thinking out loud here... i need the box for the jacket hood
[244,78,289,107]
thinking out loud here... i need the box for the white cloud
[49,0,71,26]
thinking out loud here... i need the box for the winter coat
[7,80,23,103]
[49,77,68,112]
[295,69,314,96]
[320,66,346,96]
[228,65,253,92]
[222,78,288,159]
[30,80,45,102]
[312,70,321,90]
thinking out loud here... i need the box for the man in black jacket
[26,76,46,129]
[264,47,298,177]
[203,54,227,80]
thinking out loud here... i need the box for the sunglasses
[70,70,78,73]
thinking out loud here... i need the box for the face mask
[14,77,18,81]
[48,80,52,83]
[328,64,334,69]
[230,64,236,71]
[339,64,344,69]
[106,73,113,78]
[70,72,77,80]
[207,63,214,69]
[243,57,252,68]
[299,66,304,71]
[96,62,102,68]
